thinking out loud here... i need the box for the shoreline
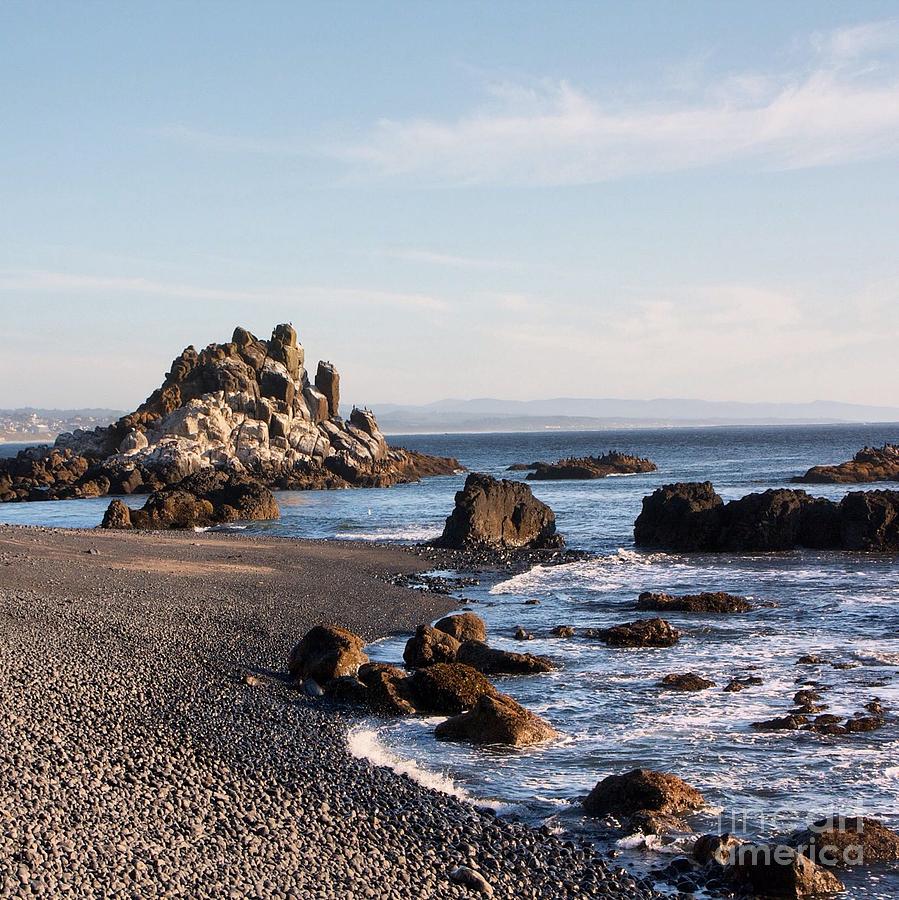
[0,524,654,899]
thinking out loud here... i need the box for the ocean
[3,424,898,896]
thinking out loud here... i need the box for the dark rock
[551,625,575,638]
[403,625,461,668]
[435,473,562,551]
[633,482,724,551]
[434,612,486,643]
[723,675,763,692]
[844,715,885,732]
[636,591,751,614]
[659,673,714,691]
[583,769,704,817]
[357,663,415,715]
[523,451,656,481]
[513,626,533,641]
[792,816,899,866]
[101,470,279,529]
[314,360,340,418]
[693,833,743,867]
[751,715,808,731]
[839,490,899,550]
[434,692,556,747]
[732,843,844,897]
[407,663,498,714]
[795,444,899,484]
[594,618,681,648]
[288,625,368,684]
[456,640,555,675]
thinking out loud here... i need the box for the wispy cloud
[379,248,515,270]
[330,20,899,186]
[0,270,448,313]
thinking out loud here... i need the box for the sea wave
[335,525,440,543]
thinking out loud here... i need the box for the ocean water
[3,425,899,895]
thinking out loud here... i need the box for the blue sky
[1,1,898,409]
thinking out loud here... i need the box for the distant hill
[359,398,899,434]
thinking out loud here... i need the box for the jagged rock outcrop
[0,324,461,503]
[634,482,899,551]
[100,470,279,529]
[795,444,899,484]
[511,451,656,481]
[435,473,563,550]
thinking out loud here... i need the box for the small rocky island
[794,444,899,484]
[634,481,899,551]
[0,323,460,503]
[509,450,656,480]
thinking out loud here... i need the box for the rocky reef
[794,443,899,484]
[434,473,563,550]
[509,451,656,480]
[0,324,460,502]
[101,470,280,529]
[634,481,899,551]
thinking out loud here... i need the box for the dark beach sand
[0,525,653,899]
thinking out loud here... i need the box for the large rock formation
[435,473,562,550]
[511,451,656,481]
[288,625,369,684]
[434,692,557,747]
[795,444,899,484]
[583,769,704,818]
[100,470,279,529]
[0,324,460,503]
[634,482,899,552]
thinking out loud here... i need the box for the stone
[522,451,657,480]
[693,833,743,867]
[513,626,533,641]
[795,444,899,484]
[287,625,368,684]
[594,618,680,648]
[448,866,494,896]
[314,361,340,418]
[101,470,279,529]
[403,625,461,668]
[357,663,415,715]
[434,612,486,643]
[551,625,575,637]
[456,640,555,675]
[659,673,714,691]
[636,591,751,614]
[791,816,899,866]
[435,473,562,550]
[434,693,556,747]
[732,844,844,898]
[583,769,704,817]
[407,663,498,714]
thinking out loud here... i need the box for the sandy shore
[0,525,655,899]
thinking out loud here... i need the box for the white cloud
[0,270,448,313]
[331,21,899,186]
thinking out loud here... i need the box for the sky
[1,1,898,410]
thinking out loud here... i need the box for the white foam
[347,726,509,810]
[335,526,440,543]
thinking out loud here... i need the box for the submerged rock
[100,469,279,529]
[593,618,681,648]
[659,673,715,691]
[434,473,563,550]
[636,590,752,614]
[583,769,704,817]
[634,481,899,551]
[434,692,556,747]
[795,444,899,484]
[288,625,368,684]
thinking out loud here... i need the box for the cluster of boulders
[634,481,899,551]
[0,323,460,503]
[508,451,657,480]
[795,443,899,484]
[101,470,279,529]
[434,473,563,550]
[287,613,557,747]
